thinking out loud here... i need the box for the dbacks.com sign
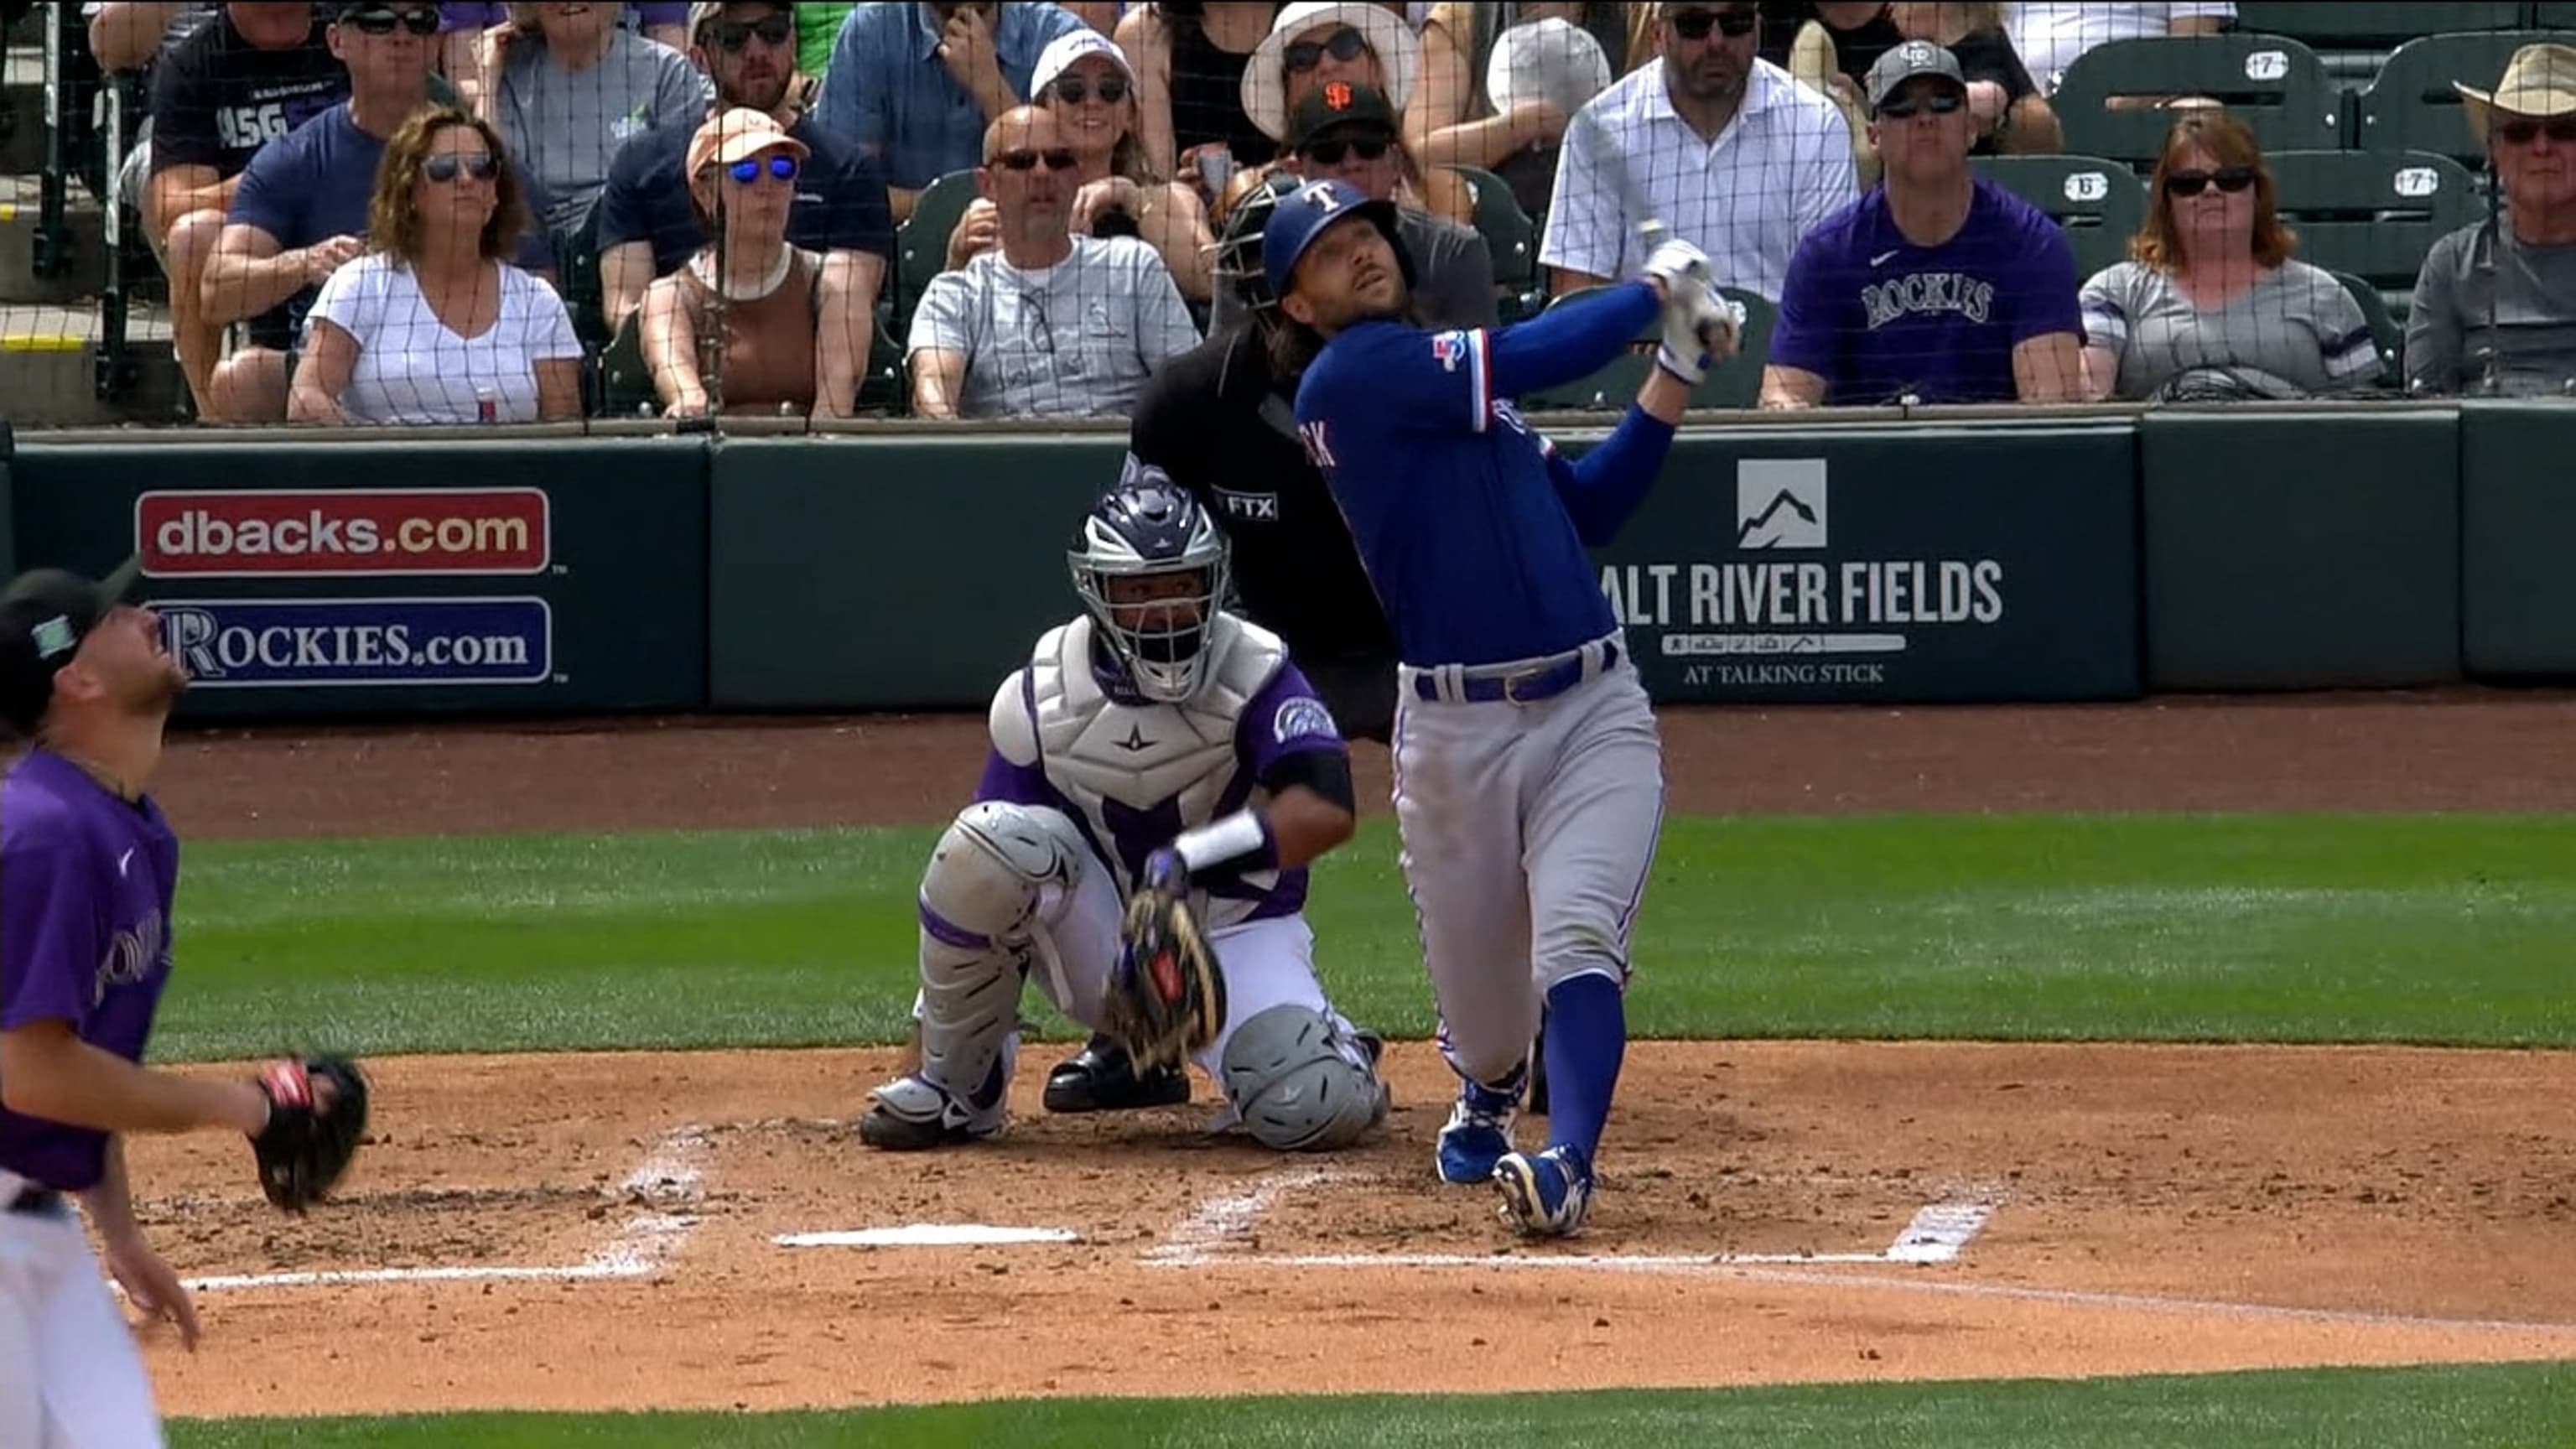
[138,488,549,577]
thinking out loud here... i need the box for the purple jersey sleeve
[0,825,101,1033]
[1238,662,1349,782]
[972,746,1057,808]
[1766,226,1844,379]
[2007,205,2083,345]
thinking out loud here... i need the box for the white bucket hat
[2454,42,2576,143]
[1483,16,1611,122]
[1241,2,1422,143]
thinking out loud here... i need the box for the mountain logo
[1735,461,1828,549]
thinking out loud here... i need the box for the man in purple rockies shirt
[1759,39,2083,408]
[856,469,1392,1155]
[0,559,330,1445]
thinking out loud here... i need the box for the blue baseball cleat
[1435,1072,1523,1184]
[1492,1144,1594,1238]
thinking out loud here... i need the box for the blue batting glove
[1141,847,1189,896]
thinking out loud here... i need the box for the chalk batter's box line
[148,1125,711,1297]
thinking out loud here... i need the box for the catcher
[858,469,1390,1154]
[0,558,366,1447]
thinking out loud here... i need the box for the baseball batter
[857,470,1390,1154]
[0,559,365,1446]
[1267,178,1733,1235]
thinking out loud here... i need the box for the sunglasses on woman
[1876,89,1964,119]
[1049,75,1130,105]
[1285,26,1369,73]
[341,6,440,36]
[2165,164,2257,196]
[709,13,792,52]
[728,153,799,184]
[991,148,1080,171]
[1301,137,1390,165]
[423,152,499,183]
[2497,116,2576,145]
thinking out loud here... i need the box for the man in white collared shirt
[1540,2,1854,304]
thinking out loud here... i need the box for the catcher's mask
[1069,463,1232,705]
[1213,168,1415,330]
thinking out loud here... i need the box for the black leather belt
[1411,640,1620,705]
[6,1186,63,1215]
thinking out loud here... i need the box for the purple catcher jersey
[0,751,181,1192]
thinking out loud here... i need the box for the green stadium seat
[1518,285,1775,412]
[1971,154,2148,278]
[2356,31,2566,168]
[2267,149,2480,293]
[2330,269,2402,388]
[1447,163,1545,322]
[2053,34,2344,167]
[893,168,979,327]
[2230,3,2525,51]
[855,299,908,414]
[2533,3,2576,25]
[597,311,657,418]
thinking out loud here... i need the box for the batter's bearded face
[1284,215,1405,334]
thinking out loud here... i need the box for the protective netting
[5,2,2572,428]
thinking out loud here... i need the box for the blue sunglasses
[728,154,799,184]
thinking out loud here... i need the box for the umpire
[1046,171,1555,1117]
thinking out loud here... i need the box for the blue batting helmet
[1259,178,1405,303]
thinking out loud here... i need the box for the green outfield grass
[155,813,2576,1062]
[166,1361,2576,1447]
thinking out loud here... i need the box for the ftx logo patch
[1735,459,1827,550]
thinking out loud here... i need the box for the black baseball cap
[1287,80,1399,151]
[0,558,143,737]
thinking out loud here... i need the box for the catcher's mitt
[250,1056,370,1213]
[1101,851,1226,1072]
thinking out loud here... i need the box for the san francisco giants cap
[0,557,143,736]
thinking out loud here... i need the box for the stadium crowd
[45,1,2576,423]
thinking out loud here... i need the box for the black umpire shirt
[1130,324,1400,744]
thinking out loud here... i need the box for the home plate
[773,1225,1081,1249]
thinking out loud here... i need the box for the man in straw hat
[2405,41,2576,397]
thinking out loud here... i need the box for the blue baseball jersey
[0,752,181,1192]
[1292,283,1672,668]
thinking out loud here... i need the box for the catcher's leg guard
[862,802,1090,1150]
[1218,1004,1389,1152]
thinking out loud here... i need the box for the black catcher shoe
[1043,1033,1191,1114]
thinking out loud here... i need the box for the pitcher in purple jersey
[1759,39,2084,408]
[0,559,339,1447]
[856,469,1392,1157]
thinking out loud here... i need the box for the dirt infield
[121,693,2576,1418]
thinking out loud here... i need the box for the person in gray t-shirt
[2078,112,2381,402]
[2405,42,2576,397]
[489,1,709,233]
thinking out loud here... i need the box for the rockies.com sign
[154,597,553,688]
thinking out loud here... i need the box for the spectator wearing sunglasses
[955,29,1216,301]
[288,106,584,423]
[1210,85,1491,335]
[439,2,688,112]
[2078,113,2372,402]
[1241,3,1472,226]
[637,108,842,415]
[1761,41,2080,407]
[908,106,1200,418]
[593,2,891,392]
[813,2,1089,223]
[137,2,352,417]
[202,0,558,423]
[1543,3,1852,305]
[2407,43,2576,397]
[479,3,709,234]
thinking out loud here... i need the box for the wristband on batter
[1168,809,1278,875]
